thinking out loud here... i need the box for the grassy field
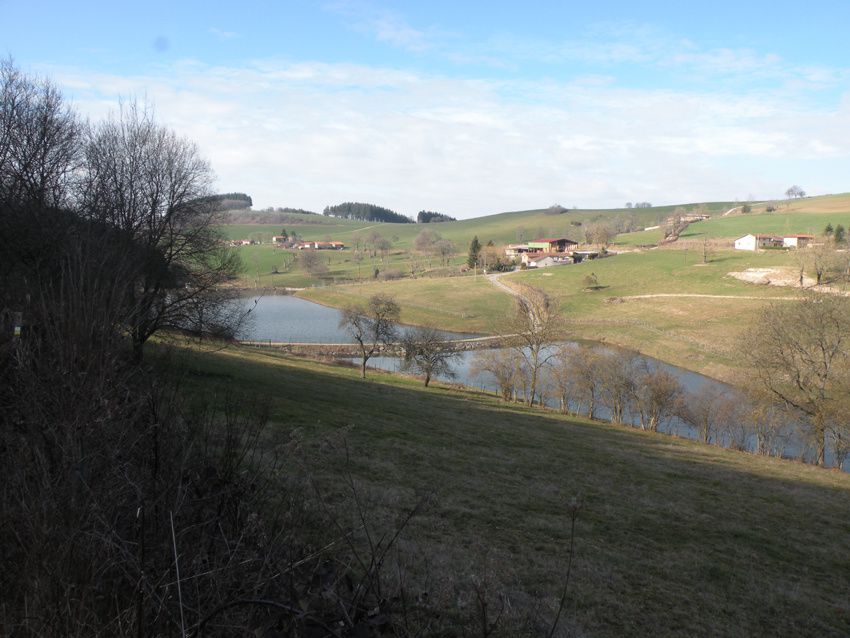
[224,194,850,379]
[170,342,850,637]
[301,274,513,334]
[301,248,802,381]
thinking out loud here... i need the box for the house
[782,234,814,248]
[526,256,559,268]
[295,240,345,250]
[526,237,578,253]
[733,234,783,251]
[523,252,573,268]
[505,243,534,258]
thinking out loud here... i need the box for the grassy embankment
[172,341,850,637]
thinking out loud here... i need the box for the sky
[2,0,850,218]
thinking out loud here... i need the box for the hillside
[227,193,850,382]
[176,342,850,637]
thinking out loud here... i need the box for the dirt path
[486,271,521,297]
[620,293,801,301]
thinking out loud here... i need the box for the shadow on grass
[163,343,850,638]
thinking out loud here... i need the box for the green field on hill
[226,194,849,380]
[301,248,802,381]
[171,342,850,637]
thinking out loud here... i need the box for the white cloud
[45,59,850,217]
[209,27,240,41]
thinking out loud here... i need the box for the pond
[235,294,477,343]
[236,295,845,470]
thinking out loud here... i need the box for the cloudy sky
[3,0,850,218]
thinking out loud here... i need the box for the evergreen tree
[825,223,834,237]
[467,235,481,268]
[834,224,845,244]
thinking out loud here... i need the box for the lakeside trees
[340,293,401,378]
[504,285,565,406]
[746,294,850,465]
[401,325,458,387]
[80,102,242,359]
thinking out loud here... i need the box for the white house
[734,234,783,251]
[782,234,814,248]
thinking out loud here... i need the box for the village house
[734,233,814,251]
[295,240,345,250]
[733,234,784,251]
[782,234,814,248]
[526,237,578,252]
[505,243,534,259]
[524,253,573,268]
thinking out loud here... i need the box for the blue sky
[3,0,849,217]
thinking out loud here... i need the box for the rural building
[525,253,573,268]
[733,234,784,251]
[295,241,345,250]
[571,250,600,263]
[527,238,578,252]
[782,234,814,248]
[505,243,534,258]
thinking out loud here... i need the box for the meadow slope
[174,343,850,637]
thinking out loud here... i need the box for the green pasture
[301,274,512,334]
[301,248,802,380]
[169,342,850,637]
[677,212,850,242]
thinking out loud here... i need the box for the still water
[236,295,844,470]
[236,294,476,343]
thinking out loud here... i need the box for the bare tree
[401,325,458,387]
[299,249,329,277]
[471,348,520,401]
[746,295,850,465]
[80,101,241,359]
[596,350,639,425]
[677,384,723,443]
[0,58,80,208]
[742,392,793,457]
[562,344,603,419]
[435,238,456,267]
[549,345,579,414]
[632,364,683,432]
[340,294,400,379]
[503,285,566,405]
[785,185,805,199]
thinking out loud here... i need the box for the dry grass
[172,342,850,637]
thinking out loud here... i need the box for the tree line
[323,201,413,223]
[467,285,849,467]
[416,210,456,223]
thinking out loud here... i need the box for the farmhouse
[782,234,814,248]
[295,241,345,250]
[734,234,784,251]
[505,243,534,258]
[526,237,578,252]
[734,233,814,251]
[525,253,573,268]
